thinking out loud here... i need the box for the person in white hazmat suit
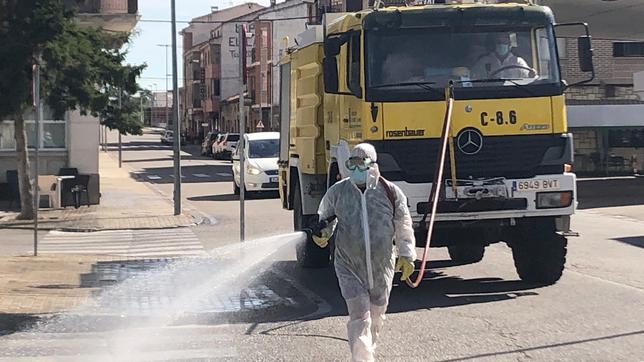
[310,143,417,362]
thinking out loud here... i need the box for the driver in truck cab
[472,32,533,79]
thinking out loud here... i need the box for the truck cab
[278,2,594,284]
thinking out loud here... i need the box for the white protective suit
[318,143,417,362]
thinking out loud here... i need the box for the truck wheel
[511,218,567,285]
[233,182,240,195]
[448,243,485,264]
[293,181,329,268]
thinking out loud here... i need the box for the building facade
[0,0,139,183]
[561,38,644,176]
[180,3,265,141]
[217,0,313,134]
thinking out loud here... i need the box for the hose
[406,82,455,288]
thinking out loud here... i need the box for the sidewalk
[0,151,201,231]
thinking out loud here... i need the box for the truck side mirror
[578,36,594,73]
[323,57,339,93]
[554,22,595,86]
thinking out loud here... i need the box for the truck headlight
[536,191,573,209]
[247,166,262,175]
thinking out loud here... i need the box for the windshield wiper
[371,81,444,96]
[455,78,536,96]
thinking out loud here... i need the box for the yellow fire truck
[277,1,594,284]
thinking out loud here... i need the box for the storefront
[569,104,644,176]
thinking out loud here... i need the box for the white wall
[266,4,309,106]
[67,110,99,174]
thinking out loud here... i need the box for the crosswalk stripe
[39,229,205,257]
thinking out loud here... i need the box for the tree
[0,0,145,219]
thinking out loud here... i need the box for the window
[0,108,66,151]
[366,25,562,101]
[212,79,220,96]
[248,139,279,158]
[613,42,644,57]
[608,129,644,148]
[211,44,220,64]
[346,31,361,96]
[556,38,567,59]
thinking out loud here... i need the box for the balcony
[72,0,139,33]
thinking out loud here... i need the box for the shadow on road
[577,177,644,209]
[612,236,644,249]
[264,259,543,321]
[436,329,644,362]
[131,164,233,184]
[188,192,280,202]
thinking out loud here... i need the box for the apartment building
[0,0,139,184]
[180,3,265,141]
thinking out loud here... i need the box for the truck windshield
[366,26,561,101]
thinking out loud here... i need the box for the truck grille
[373,134,566,183]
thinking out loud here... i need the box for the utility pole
[33,58,41,257]
[118,88,122,168]
[171,0,182,216]
[239,24,247,241]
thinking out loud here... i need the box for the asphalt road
[2,130,643,361]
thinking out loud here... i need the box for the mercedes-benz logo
[457,128,484,155]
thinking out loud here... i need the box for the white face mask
[349,168,368,186]
[496,44,510,56]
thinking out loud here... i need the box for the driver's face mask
[496,43,511,56]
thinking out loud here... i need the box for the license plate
[513,179,560,191]
[270,177,278,183]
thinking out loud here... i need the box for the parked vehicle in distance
[232,132,280,195]
[160,130,174,145]
[201,131,220,156]
[214,133,240,160]
[222,133,240,160]
[212,133,226,159]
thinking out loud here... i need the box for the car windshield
[226,134,240,142]
[366,26,560,100]
[248,139,279,159]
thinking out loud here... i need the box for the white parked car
[213,133,239,160]
[232,132,279,195]
[161,130,174,145]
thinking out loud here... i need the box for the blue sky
[126,0,268,93]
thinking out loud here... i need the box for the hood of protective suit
[350,143,378,162]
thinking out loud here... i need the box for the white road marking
[146,175,162,180]
[193,173,210,178]
[39,229,206,258]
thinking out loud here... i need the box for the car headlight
[247,166,262,175]
[536,191,573,209]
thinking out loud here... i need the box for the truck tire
[448,243,485,264]
[293,181,330,268]
[511,218,567,285]
[233,182,240,196]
